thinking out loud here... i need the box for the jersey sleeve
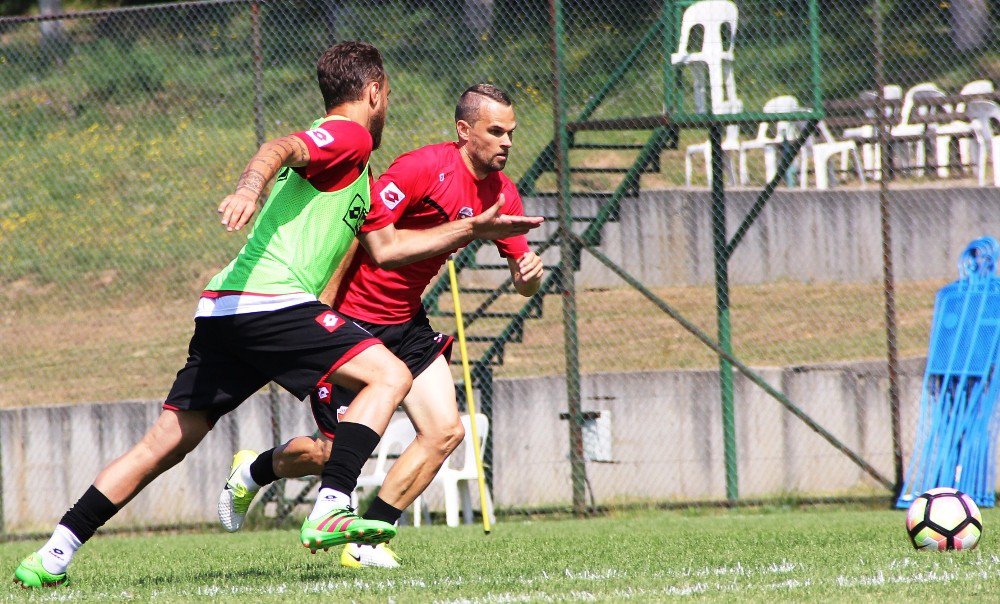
[362,148,435,233]
[493,177,531,259]
[291,120,373,192]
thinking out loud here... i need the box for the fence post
[548,0,586,515]
[710,124,739,502]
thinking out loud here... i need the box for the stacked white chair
[890,82,948,177]
[670,0,742,115]
[842,85,903,180]
[414,413,494,528]
[965,100,1000,186]
[935,80,995,177]
[672,0,744,186]
[738,95,805,184]
[351,417,417,509]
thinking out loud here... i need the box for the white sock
[308,488,352,520]
[239,461,260,491]
[38,525,82,575]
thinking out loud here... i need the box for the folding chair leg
[935,135,951,178]
[992,139,1000,187]
[814,152,830,190]
[443,481,461,527]
[459,482,473,525]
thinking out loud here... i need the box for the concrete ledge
[0,357,933,532]
[464,187,1000,287]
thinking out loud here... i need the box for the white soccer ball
[905,487,983,551]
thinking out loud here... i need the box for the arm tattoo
[235,168,268,196]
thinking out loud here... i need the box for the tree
[950,0,989,52]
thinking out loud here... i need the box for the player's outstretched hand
[514,251,544,287]
[470,195,544,241]
[218,192,258,232]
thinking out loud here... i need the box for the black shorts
[164,301,381,426]
[310,307,454,438]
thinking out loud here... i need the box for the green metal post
[710,125,738,501]
[807,0,824,112]
[662,0,677,113]
[549,0,586,515]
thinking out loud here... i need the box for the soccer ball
[905,487,983,551]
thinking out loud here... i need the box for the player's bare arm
[217,135,311,232]
[508,251,543,297]
[359,194,544,269]
[319,239,360,306]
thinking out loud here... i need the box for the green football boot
[300,507,396,552]
[218,449,259,532]
[13,553,68,588]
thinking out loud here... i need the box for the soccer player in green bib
[13,41,542,588]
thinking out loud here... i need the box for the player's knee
[379,360,413,402]
[429,419,465,459]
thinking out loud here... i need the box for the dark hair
[454,83,513,124]
[317,41,386,111]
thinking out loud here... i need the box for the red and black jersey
[290,117,388,226]
[334,141,530,324]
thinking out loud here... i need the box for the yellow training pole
[447,259,492,534]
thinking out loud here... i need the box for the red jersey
[290,117,389,225]
[334,141,530,323]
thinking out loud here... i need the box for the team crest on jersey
[342,193,368,235]
[304,128,335,148]
[380,182,405,210]
[316,381,333,404]
[315,311,343,332]
[458,206,474,219]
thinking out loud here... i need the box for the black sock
[363,496,403,525]
[58,485,119,544]
[321,422,380,494]
[249,448,279,487]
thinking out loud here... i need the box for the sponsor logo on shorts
[458,206,474,219]
[336,405,349,422]
[380,182,405,210]
[304,128,335,147]
[316,311,343,332]
[316,382,333,404]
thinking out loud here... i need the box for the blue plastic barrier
[896,237,1000,508]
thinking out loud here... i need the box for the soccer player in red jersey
[219,84,543,568]
[14,44,542,587]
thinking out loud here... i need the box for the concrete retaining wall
[0,357,934,532]
[465,187,1000,287]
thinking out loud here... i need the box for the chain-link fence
[2,0,1000,533]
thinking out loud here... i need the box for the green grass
[3,507,1000,601]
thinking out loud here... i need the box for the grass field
[2,507,999,602]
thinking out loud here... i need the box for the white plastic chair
[738,95,804,184]
[935,80,995,177]
[351,417,417,508]
[804,121,866,190]
[965,100,1000,186]
[891,83,948,177]
[670,0,743,115]
[685,124,741,186]
[415,413,495,528]
[841,85,902,180]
